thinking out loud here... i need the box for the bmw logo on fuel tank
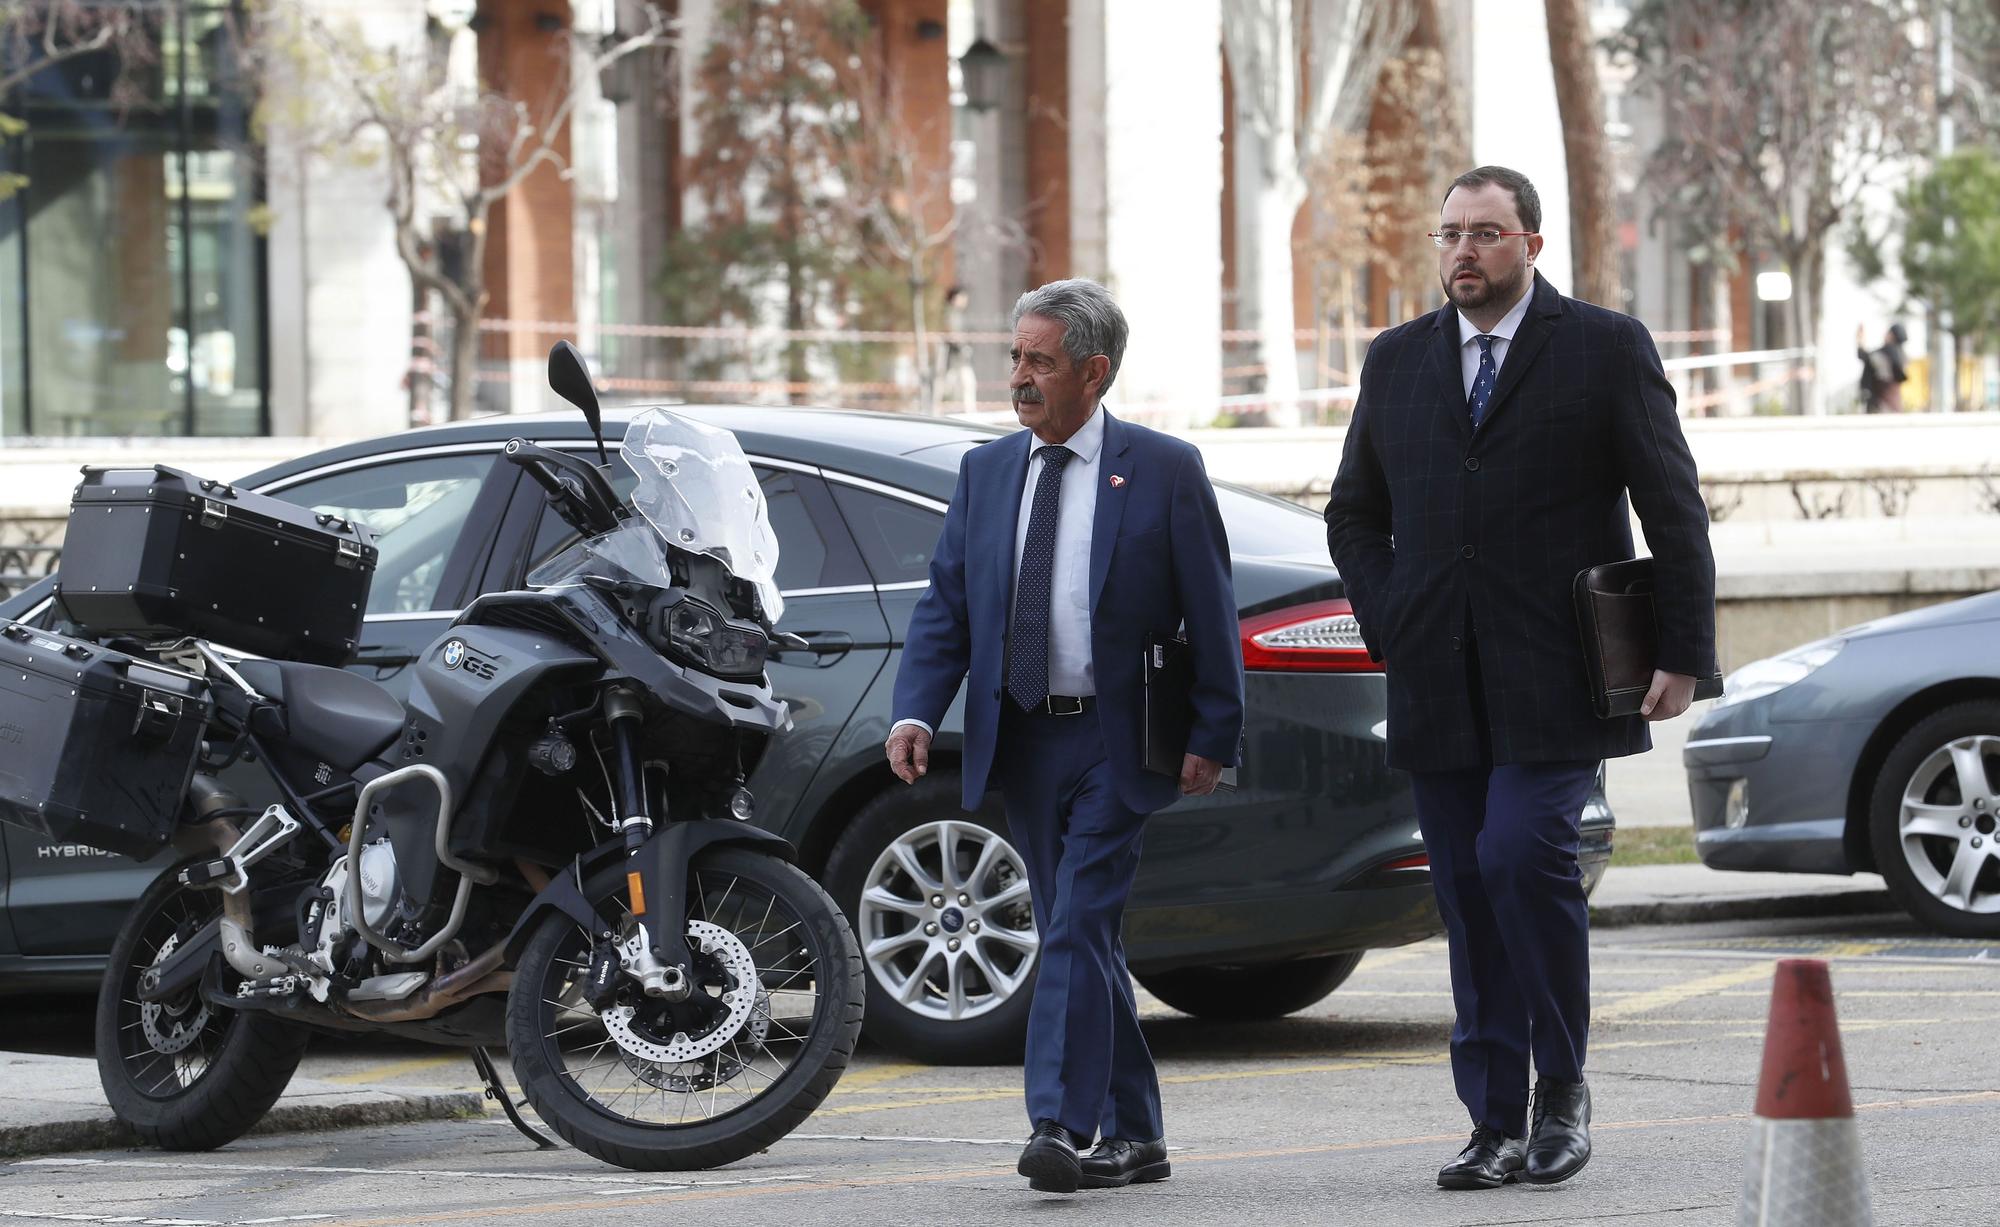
[441,639,467,669]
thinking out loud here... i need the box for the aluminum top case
[56,465,378,665]
[0,622,211,859]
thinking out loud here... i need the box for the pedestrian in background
[1324,166,1716,1192]
[1858,322,1909,413]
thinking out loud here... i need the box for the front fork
[602,687,693,999]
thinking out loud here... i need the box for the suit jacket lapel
[987,429,1033,618]
[1089,410,1133,613]
[1423,305,1472,443]
[1474,272,1563,437]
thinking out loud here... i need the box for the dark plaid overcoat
[1324,273,1717,773]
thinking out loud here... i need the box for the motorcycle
[91,343,863,1171]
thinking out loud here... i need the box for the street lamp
[599,31,638,105]
[958,35,1006,113]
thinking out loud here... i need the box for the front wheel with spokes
[506,846,862,1171]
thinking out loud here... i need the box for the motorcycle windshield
[525,520,680,592]
[521,410,783,619]
[621,409,784,622]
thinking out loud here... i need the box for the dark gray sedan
[1685,591,2000,937]
[0,405,1614,1059]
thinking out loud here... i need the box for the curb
[0,1090,486,1161]
[1590,888,1898,929]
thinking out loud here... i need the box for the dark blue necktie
[1468,334,1499,426]
[1006,444,1074,709]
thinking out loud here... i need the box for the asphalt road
[3,912,1995,1226]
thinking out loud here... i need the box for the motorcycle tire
[507,846,863,1171]
[95,863,310,1151]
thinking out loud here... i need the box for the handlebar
[503,439,624,537]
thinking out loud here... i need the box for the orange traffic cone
[1738,959,1873,1226]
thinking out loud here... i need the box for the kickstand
[471,1045,560,1150]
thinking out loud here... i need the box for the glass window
[828,481,943,585]
[273,454,496,615]
[1,1,263,437]
[528,461,849,594]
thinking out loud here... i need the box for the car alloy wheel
[1895,732,2000,916]
[855,818,1039,1022]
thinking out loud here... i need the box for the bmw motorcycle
[93,344,863,1171]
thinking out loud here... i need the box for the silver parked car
[1684,591,2000,937]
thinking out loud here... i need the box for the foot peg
[179,804,301,894]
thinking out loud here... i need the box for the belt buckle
[1045,695,1084,717]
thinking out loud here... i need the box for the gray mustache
[1013,391,1044,404]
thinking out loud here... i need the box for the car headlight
[1712,638,1844,709]
[660,597,769,678]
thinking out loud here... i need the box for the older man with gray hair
[886,278,1245,1193]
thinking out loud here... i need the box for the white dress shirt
[1010,405,1103,698]
[892,407,1105,739]
[1458,281,1535,398]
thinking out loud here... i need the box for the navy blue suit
[894,409,1244,1141]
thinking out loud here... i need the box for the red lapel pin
[1109,475,1126,488]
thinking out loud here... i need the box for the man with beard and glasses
[1324,166,1715,1191]
[884,278,1243,1194]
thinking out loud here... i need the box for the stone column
[1071,0,1222,428]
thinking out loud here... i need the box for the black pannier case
[0,623,211,859]
[56,465,377,665]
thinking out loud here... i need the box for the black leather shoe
[1018,1120,1085,1193]
[1523,1078,1592,1185]
[1436,1126,1525,1190]
[1079,1138,1171,1188]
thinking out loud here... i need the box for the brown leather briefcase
[1573,558,1723,718]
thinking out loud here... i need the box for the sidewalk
[0,1053,482,1160]
[1589,862,1893,928]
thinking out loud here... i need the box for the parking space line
[1595,961,1775,1020]
[312,1090,2000,1225]
[323,1056,463,1086]
[15,1157,685,1190]
[823,1063,929,1093]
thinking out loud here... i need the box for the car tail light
[1239,599,1381,673]
[1379,853,1429,871]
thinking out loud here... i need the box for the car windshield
[524,408,786,621]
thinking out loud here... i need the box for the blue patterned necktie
[1006,444,1075,710]
[1468,334,1499,426]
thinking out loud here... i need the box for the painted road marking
[324,1055,462,1086]
[188,1090,2000,1226]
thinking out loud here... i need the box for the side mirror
[548,340,609,464]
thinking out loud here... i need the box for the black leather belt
[1009,694,1095,717]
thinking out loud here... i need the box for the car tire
[824,773,1038,1064]
[1866,699,2000,939]
[1136,952,1364,1021]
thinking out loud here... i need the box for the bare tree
[0,0,156,200]
[1544,0,1620,307]
[1222,0,1415,426]
[830,77,1027,414]
[1302,43,1463,387]
[1618,0,1932,413]
[250,3,672,422]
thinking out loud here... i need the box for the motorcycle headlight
[661,598,769,678]
[1713,638,1844,709]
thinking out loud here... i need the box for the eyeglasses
[1429,228,1537,248]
